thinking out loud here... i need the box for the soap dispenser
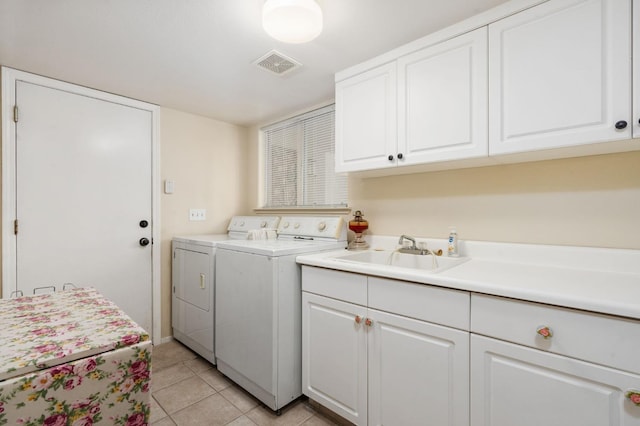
[447,227,459,257]
[348,210,369,250]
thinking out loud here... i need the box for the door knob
[139,238,150,247]
[139,220,149,228]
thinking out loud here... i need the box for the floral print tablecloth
[0,288,152,425]
[0,288,149,382]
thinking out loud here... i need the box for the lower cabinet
[471,294,640,426]
[368,308,469,426]
[302,292,368,425]
[301,267,640,425]
[471,335,640,426]
[301,267,470,426]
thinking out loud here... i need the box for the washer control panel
[227,216,280,232]
[277,216,346,240]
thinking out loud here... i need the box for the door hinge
[13,106,18,123]
[13,219,18,235]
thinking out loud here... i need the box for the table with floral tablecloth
[0,287,151,425]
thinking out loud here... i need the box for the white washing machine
[215,216,347,411]
[171,215,279,364]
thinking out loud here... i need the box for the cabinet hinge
[13,219,18,235]
[13,105,18,123]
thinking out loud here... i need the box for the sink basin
[331,250,468,273]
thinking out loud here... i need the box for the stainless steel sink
[331,250,468,273]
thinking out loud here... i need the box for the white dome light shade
[262,0,323,44]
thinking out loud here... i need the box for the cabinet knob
[388,155,394,161]
[536,325,553,339]
[615,120,628,130]
[626,390,640,406]
[365,318,373,327]
[355,315,362,325]
[397,153,404,160]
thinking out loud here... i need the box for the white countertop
[296,236,640,320]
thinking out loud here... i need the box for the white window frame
[257,104,350,214]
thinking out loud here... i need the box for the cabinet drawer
[472,294,640,374]
[301,266,367,306]
[369,277,470,330]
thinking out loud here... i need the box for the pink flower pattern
[0,288,151,425]
[0,288,149,381]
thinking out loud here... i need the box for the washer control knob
[318,221,327,231]
[240,221,245,226]
[294,223,300,229]
[261,221,267,228]
[282,221,289,228]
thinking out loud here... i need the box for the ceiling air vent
[254,50,301,76]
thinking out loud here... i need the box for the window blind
[263,105,348,208]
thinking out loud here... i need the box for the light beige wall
[348,151,640,249]
[160,107,250,338]
[248,124,640,249]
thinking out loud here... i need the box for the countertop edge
[296,250,640,320]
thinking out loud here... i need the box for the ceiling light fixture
[262,0,323,44]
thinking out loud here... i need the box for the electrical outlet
[189,209,206,221]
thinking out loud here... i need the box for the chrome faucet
[397,235,435,255]
[398,235,417,250]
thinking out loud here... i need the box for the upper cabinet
[335,0,638,175]
[488,0,632,155]
[398,27,488,166]
[335,63,397,172]
[634,0,640,139]
[335,28,487,173]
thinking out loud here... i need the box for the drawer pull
[365,318,373,327]
[536,325,553,339]
[355,315,362,325]
[626,390,640,406]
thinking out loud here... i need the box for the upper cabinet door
[335,63,397,173]
[634,0,640,139]
[488,0,632,155]
[398,27,488,165]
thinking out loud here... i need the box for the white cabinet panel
[489,0,632,154]
[302,265,367,305]
[369,309,469,426]
[471,335,640,426]
[471,294,640,374]
[335,63,397,172]
[634,0,640,139]
[302,292,368,425]
[368,276,470,330]
[398,27,488,164]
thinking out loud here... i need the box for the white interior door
[5,74,154,333]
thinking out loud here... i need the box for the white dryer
[215,216,347,411]
[171,215,279,363]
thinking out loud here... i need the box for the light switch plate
[164,180,175,194]
[189,209,206,221]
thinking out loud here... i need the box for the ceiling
[0,0,509,127]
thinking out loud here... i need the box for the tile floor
[151,340,340,426]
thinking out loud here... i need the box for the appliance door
[172,243,215,357]
[215,249,278,400]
